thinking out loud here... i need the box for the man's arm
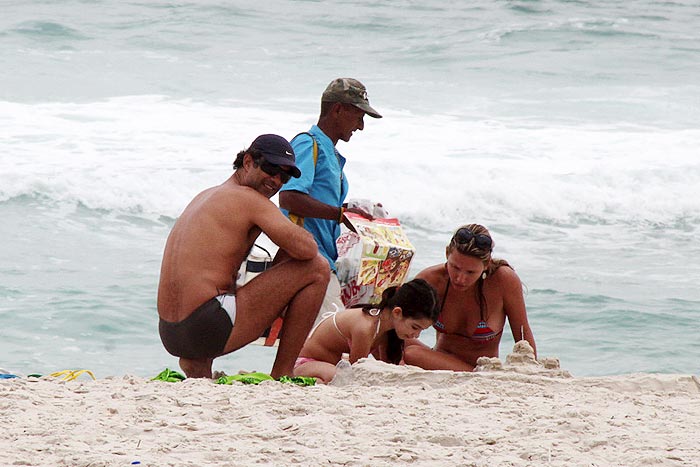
[251,194,318,260]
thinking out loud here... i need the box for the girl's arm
[347,319,377,364]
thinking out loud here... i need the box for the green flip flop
[216,372,316,386]
[216,372,274,385]
[278,375,316,386]
[151,368,186,382]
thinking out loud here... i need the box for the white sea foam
[2,97,698,232]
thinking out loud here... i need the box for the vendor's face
[337,104,365,142]
[446,251,485,290]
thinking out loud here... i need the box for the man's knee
[313,253,331,276]
[284,253,330,287]
[302,254,331,284]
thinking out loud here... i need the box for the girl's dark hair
[363,278,439,364]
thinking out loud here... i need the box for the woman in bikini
[403,224,536,371]
[293,278,439,383]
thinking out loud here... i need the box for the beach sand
[2,342,699,467]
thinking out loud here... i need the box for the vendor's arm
[280,190,373,234]
[280,190,375,223]
[279,190,345,221]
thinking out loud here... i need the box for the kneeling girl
[293,278,439,383]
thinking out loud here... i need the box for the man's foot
[179,357,213,378]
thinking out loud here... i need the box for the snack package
[335,212,415,307]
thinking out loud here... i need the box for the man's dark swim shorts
[159,294,236,359]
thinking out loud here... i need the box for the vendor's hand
[345,206,374,221]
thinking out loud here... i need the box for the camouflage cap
[321,78,382,119]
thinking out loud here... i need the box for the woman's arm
[499,268,537,357]
[403,339,475,371]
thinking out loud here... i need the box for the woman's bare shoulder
[415,263,446,282]
[416,263,445,280]
[489,263,523,293]
[492,262,520,279]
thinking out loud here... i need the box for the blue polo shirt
[280,126,349,271]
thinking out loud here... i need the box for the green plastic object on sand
[278,375,316,386]
[151,368,315,386]
[216,372,316,386]
[216,372,274,385]
[151,368,186,382]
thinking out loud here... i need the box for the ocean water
[1,0,699,378]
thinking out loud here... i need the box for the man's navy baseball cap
[249,134,301,178]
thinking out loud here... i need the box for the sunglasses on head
[258,160,292,183]
[453,228,492,250]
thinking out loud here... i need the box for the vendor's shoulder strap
[291,132,319,167]
[287,132,319,227]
